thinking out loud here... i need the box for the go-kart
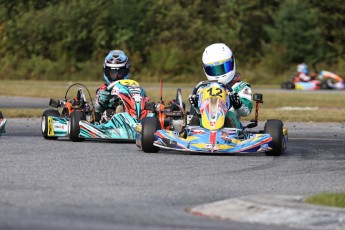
[136,80,288,156]
[0,111,6,136]
[281,74,320,90]
[281,71,345,90]
[41,80,150,142]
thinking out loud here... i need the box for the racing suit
[94,84,116,122]
[296,72,312,82]
[228,80,253,127]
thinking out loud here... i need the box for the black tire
[69,111,85,142]
[281,82,287,89]
[0,111,3,119]
[41,109,60,140]
[320,81,330,89]
[141,117,160,153]
[286,81,295,89]
[264,119,284,156]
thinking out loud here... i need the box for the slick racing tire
[41,109,60,140]
[69,111,85,142]
[141,117,160,153]
[320,80,330,90]
[264,119,284,156]
[286,81,295,89]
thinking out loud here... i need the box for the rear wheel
[141,117,160,153]
[286,81,295,89]
[264,119,283,156]
[69,111,85,142]
[41,109,60,140]
[320,80,330,89]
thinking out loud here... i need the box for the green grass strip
[305,193,345,208]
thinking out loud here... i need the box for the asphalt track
[0,118,344,230]
[1,91,345,229]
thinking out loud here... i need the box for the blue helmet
[103,50,130,85]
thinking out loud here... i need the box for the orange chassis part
[64,100,86,116]
[157,103,171,130]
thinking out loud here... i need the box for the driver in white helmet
[188,43,253,128]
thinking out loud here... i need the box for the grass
[305,193,345,208]
[1,80,345,121]
[0,108,43,118]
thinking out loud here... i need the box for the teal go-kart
[0,111,6,136]
[136,81,288,156]
[41,80,150,142]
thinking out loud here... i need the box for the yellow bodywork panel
[47,117,55,136]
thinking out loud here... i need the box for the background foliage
[1,0,345,83]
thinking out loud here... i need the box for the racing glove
[230,93,242,109]
[188,94,199,108]
[99,90,111,104]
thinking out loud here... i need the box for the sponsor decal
[192,129,206,134]
[54,125,66,129]
[206,144,216,148]
[205,143,219,151]
[220,131,235,141]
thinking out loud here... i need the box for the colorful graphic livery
[41,80,150,142]
[137,81,288,155]
[0,111,6,136]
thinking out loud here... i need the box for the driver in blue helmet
[94,50,130,122]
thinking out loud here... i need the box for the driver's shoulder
[232,81,251,90]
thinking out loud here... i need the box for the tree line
[1,0,344,83]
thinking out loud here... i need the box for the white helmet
[202,43,236,85]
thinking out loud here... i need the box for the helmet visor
[203,58,234,77]
[105,67,129,81]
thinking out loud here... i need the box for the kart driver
[188,43,253,129]
[296,63,313,82]
[94,50,130,122]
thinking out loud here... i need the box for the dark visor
[105,67,128,80]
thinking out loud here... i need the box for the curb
[187,195,345,230]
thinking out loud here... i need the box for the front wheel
[264,119,284,156]
[41,109,60,140]
[141,117,160,153]
[69,111,85,142]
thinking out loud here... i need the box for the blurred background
[0,0,344,84]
